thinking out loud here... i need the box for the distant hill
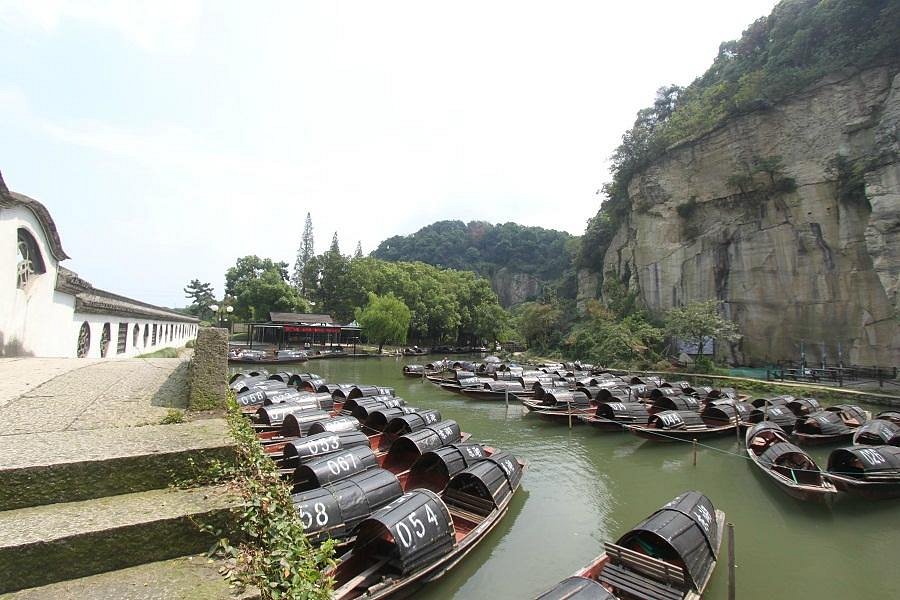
[372,220,577,306]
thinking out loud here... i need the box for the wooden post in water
[568,400,573,429]
[727,522,736,600]
[505,386,509,407]
[692,438,698,466]
[733,400,741,446]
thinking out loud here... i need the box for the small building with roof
[0,170,198,358]
[245,312,361,351]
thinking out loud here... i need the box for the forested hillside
[372,220,577,306]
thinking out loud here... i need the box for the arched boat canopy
[344,396,404,419]
[745,420,787,442]
[383,409,443,437]
[483,381,524,392]
[535,576,616,600]
[751,396,792,408]
[364,407,420,432]
[875,411,900,425]
[347,386,395,400]
[595,402,651,424]
[256,401,326,426]
[826,404,868,424]
[326,384,358,399]
[827,445,900,476]
[307,416,361,436]
[403,365,425,375]
[758,441,819,470]
[291,468,402,543]
[853,420,900,446]
[701,402,745,424]
[705,387,737,400]
[300,378,326,392]
[652,395,701,412]
[293,446,379,491]
[444,451,522,512]
[283,430,370,464]
[795,411,850,436]
[649,387,682,400]
[236,389,268,407]
[543,390,590,408]
[352,489,455,575]
[287,373,319,386]
[649,410,705,430]
[616,491,719,591]
[786,398,821,416]
[282,409,335,437]
[267,371,293,383]
[382,420,463,471]
[405,443,488,491]
[748,405,796,428]
[453,370,476,380]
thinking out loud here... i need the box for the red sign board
[283,325,342,334]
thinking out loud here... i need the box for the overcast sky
[0,0,778,307]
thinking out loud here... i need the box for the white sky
[0,0,778,307]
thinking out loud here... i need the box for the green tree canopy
[183,279,215,320]
[226,255,309,321]
[665,300,741,355]
[355,292,411,352]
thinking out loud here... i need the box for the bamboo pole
[692,438,698,466]
[727,522,736,600]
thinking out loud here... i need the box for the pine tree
[329,232,340,254]
[293,213,314,292]
[183,279,216,319]
[354,241,363,259]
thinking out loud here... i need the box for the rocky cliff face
[593,66,900,366]
[491,268,543,306]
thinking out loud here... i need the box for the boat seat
[603,543,687,589]
[599,563,684,600]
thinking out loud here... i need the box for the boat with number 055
[329,452,525,599]
[534,491,725,600]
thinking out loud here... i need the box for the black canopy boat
[794,405,870,446]
[229,370,269,384]
[785,397,822,417]
[826,445,900,499]
[229,348,309,364]
[630,407,738,442]
[744,422,837,503]
[459,380,526,401]
[746,404,798,433]
[402,364,426,378]
[534,491,725,600]
[329,452,525,599]
[853,412,900,446]
[648,394,701,415]
[523,391,594,423]
[579,402,652,431]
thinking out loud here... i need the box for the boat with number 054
[329,452,525,599]
[744,422,837,503]
[534,491,725,600]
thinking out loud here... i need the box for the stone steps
[0,555,258,600]
[0,419,234,510]
[0,485,240,594]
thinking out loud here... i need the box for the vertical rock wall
[593,66,900,366]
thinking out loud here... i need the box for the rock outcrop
[592,66,900,366]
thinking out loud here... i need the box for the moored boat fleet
[412,359,900,502]
[229,368,525,599]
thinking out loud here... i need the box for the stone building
[0,171,197,358]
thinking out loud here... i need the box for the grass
[138,347,180,358]
[160,408,186,424]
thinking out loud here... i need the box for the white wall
[0,205,73,357]
[71,315,198,358]
[2,203,198,358]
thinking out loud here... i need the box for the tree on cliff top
[580,0,900,272]
[665,300,741,355]
[356,292,411,352]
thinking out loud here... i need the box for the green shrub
[826,154,869,207]
[160,408,185,424]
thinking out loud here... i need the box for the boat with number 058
[535,491,725,600]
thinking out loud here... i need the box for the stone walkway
[0,357,191,435]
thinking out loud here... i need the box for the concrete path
[0,357,191,435]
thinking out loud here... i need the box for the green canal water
[244,357,900,599]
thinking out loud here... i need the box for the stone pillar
[189,327,228,410]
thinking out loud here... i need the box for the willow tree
[356,292,411,352]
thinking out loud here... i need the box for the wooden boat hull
[578,416,632,431]
[459,389,518,401]
[534,409,593,424]
[229,357,309,365]
[794,431,854,446]
[826,474,900,500]
[630,424,737,442]
[745,451,837,504]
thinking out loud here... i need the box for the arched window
[77,322,91,358]
[16,228,46,289]
[152,324,158,345]
[100,323,111,357]
[133,324,140,349]
[143,324,149,347]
